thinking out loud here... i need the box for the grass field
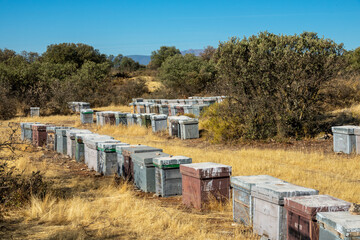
[1,110,360,239]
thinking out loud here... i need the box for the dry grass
[2,106,360,239]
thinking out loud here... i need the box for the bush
[211,32,345,140]
[114,78,149,105]
[0,86,17,120]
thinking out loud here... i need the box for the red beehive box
[180,162,232,209]
[32,124,47,147]
[284,195,351,240]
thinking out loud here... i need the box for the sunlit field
[1,107,359,239]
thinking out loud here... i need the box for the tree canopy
[149,46,181,69]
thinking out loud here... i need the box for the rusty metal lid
[316,211,360,236]
[180,162,232,179]
[230,175,285,191]
[251,182,318,205]
[284,195,351,218]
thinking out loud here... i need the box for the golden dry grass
[2,107,360,239]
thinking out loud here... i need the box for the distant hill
[181,49,204,56]
[126,55,151,66]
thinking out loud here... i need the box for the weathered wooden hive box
[141,113,154,128]
[159,104,169,115]
[55,128,70,155]
[22,122,38,142]
[179,118,199,140]
[121,145,163,181]
[153,156,192,197]
[83,136,117,171]
[131,151,170,192]
[32,124,47,147]
[115,112,128,126]
[183,105,194,115]
[66,129,92,159]
[126,113,136,126]
[175,105,185,115]
[284,195,351,240]
[30,107,40,117]
[168,116,190,137]
[151,114,168,132]
[98,142,128,175]
[316,211,360,240]
[192,104,208,117]
[251,182,319,240]
[230,175,285,226]
[134,114,142,126]
[80,109,94,124]
[331,126,360,154]
[46,126,63,151]
[75,133,99,163]
[103,111,116,125]
[116,144,138,177]
[180,162,232,209]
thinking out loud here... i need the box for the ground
[0,110,359,239]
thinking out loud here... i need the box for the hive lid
[46,126,64,132]
[180,162,232,179]
[23,122,40,129]
[179,118,199,124]
[86,139,121,150]
[331,125,360,134]
[83,135,114,146]
[98,142,127,152]
[230,175,285,191]
[76,133,99,142]
[284,195,351,218]
[168,116,191,122]
[81,109,93,114]
[55,128,73,136]
[316,211,360,236]
[150,114,167,120]
[68,129,92,138]
[122,145,163,154]
[132,152,170,166]
[251,182,319,205]
[115,144,138,153]
[30,107,40,110]
[153,156,192,168]
[114,112,127,117]
[126,113,135,117]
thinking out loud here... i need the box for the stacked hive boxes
[332,126,360,154]
[150,114,167,132]
[66,129,92,159]
[32,124,47,147]
[251,182,318,240]
[98,142,128,175]
[121,145,163,181]
[30,107,40,117]
[180,162,232,209]
[153,156,192,197]
[46,126,62,151]
[231,175,285,226]
[115,112,127,126]
[132,151,170,192]
[80,109,94,124]
[284,195,351,240]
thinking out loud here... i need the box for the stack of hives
[20,123,360,240]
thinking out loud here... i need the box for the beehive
[180,162,231,209]
[153,156,192,197]
[151,114,168,132]
[98,142,129,175]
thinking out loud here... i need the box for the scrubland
[1,107,360,239]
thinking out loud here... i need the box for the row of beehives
[81,111,200,140]
[130,96,223,116]
[67,101,91,113]
[20,122,360,240]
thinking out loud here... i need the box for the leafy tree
[41,43,107,67]
[200,46,216,61]
[118,57,140,72]
[149,46,181,69]
[208,31,345,140]
[347,47,360,72]
[158,54,216,96]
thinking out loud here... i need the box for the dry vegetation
[1,108,360,239]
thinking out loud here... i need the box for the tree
[158,54,216,96]
[118,57,140,72]
[149,46,181,69]
[41,43,107,67]
[200,46,216,61]
[208,31,345,140]
[347,47,360,72]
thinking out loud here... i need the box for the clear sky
[0,0,359,56]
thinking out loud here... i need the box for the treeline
[0,43,146,118]
[1,32,360,141]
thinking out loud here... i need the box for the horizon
[0,0,359,56]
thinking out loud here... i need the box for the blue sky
[0,0,359,56]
